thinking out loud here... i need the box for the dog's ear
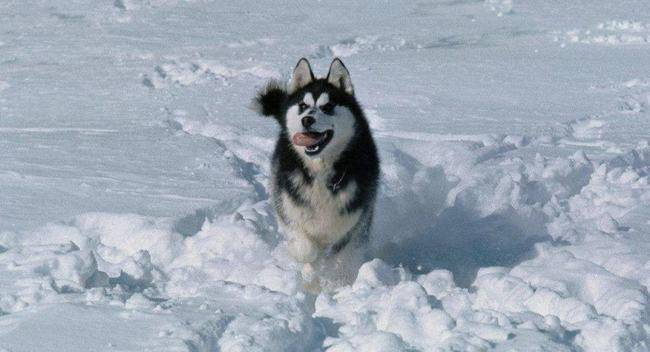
[251,79,287,119]
[326,58,354,95]
[287,58,314,94]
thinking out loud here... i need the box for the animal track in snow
[142,60,279,89]
[592,78,650,114]
[311,36,418,59]
[568,116,605,140]
[484,0,513,16]
[556,20,650,46]
[556,116,623,153]
[615,78,650,114]
[114,0,181,11]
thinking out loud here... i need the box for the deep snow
[1,0,650,351]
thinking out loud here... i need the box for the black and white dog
[253,58,379,289]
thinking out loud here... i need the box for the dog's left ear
[327,58,354,95]
[288,58,315,94]
[251,79,287,119]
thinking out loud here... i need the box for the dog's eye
[321,103,335,114]
[298,102,308,112]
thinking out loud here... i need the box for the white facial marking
[316,93,329,107]
[303,93,314,106]
[286,104,304,139]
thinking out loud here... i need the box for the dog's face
[253,58,359,164]
[285,59,357,162]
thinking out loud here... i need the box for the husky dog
[253,58,380,289]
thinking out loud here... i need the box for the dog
[253,58,380,290]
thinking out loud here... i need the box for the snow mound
[0,207,314,351]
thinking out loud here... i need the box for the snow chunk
[353,259,407,290]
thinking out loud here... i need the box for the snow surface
[1,0,650,351]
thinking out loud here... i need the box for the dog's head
[254,58,360,163]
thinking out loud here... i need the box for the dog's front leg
[287,231,318,264]
[287,232,322,292]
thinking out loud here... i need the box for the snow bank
[314,141,650,351]
[3,130,649,350]
[0,206,316,351]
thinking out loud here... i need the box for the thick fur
[252,79,286,117]
[254,58,380,290]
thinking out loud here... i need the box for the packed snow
[1,0,650,351]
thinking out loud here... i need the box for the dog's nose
[301,116,315,128]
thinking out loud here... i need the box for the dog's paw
[301,263,315,281]
[288,235,318,263]
[300,263,324,293]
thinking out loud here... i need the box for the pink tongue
[292,132,323,147]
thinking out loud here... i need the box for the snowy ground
[1,0,650,351]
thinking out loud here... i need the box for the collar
[329,169,347,192]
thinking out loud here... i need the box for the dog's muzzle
[292,130,334,155]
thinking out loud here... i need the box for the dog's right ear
[251,79,287,119]
[287,58,314,94]
[327,58,354,95]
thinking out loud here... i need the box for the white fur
[304,92,315,106]
[287,230,318,263]
[279,170,360,263]
[316,93,329,106]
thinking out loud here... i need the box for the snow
[1,0,650,351]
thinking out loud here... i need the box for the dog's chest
[281,171,360,247]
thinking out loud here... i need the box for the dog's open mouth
[292,130,333,155]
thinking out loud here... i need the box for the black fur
[253,79,287,119]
